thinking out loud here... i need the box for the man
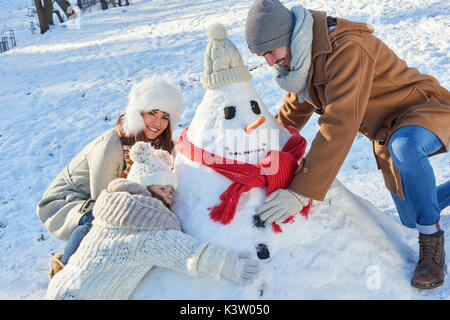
[246,0,450,289]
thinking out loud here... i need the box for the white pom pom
[130,141,153,163]
[206,23,228,41]
[154,149,174,169]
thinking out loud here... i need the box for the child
[44,76,183,278]
[46,142,260,300]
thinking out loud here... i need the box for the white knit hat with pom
[200,23,252,90]
[122,75,183,136]
[127,141,178,189]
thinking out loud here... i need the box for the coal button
[256,243,270,260]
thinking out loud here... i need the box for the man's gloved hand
[220,252,260,285]
[256,188,309,225]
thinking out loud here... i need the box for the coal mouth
[224,144,267,156]
[228,148,266,156]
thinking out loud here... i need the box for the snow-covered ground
[0,0,448,299]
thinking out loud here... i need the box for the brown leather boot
[412,230,445,289]
[49,253,65,279]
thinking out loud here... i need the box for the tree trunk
[77,0,83,9]
[100,0,108,10]
[54,0,76,18]
[43,0,54,25]
[34,0,49,34]
[53,10,65,23]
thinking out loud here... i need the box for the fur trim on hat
[122,76,183,136]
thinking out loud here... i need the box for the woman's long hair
[115,113,175,154]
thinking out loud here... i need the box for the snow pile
[133,179,418,299]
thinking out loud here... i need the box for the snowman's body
[131,25,416,299]
[131,82,415,300]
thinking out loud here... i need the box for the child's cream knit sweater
[46,179,227,300]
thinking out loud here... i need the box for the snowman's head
[186,23,291,165]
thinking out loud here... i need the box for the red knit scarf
[176,125,312,233]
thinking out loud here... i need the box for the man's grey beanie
[245,0,295,54]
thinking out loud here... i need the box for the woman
[37,76,183,276]
[46,142,259,300]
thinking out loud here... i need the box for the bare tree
[34,0,124,35]
[54,0,77,19]
[34,0,49,34]
[100,0,108,10]
[43,0,54,25]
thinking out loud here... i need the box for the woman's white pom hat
[200,23,252,90]
[122,75,183,136]
[127,141,178,189]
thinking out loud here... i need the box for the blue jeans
[389,126,450,233]
[60,210,94,265]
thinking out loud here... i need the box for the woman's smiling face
[142,109,170,140]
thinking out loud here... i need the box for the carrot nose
[245,116,265,134]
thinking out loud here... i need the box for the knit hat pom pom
[129,141,153,163]
[153,149,174,169]
[130,141,173,168]
[206,23,228,41]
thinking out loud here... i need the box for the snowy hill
[0,0,449,299]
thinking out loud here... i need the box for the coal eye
[250,100,261,114]
[224,106,236,120]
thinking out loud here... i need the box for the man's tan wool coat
[276,10,450,201]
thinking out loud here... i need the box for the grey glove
[256,188,309,225]
[220,252,260,285]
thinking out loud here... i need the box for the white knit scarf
[93,179,181,232]
[274,5,314,102]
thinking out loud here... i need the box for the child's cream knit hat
[200,23,252,90]
[127,142,178,189]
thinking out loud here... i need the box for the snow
[0,0,448,300]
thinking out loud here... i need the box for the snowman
[132,24,416,299]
